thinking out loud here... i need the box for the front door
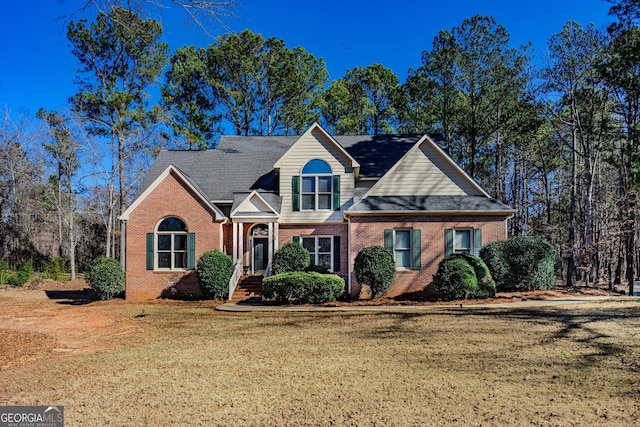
[253,238,268,273]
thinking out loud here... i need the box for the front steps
[229,274,263,303]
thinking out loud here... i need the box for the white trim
[360,135,490,200]
[300,235,335,272]
[273,123,360,172]
[230,190,280,218]
[119,165,226,221]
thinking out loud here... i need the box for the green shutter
[293,236,301,245]
[412,229,421,270]
[292,176,300,211]
[333,236,341,271]
[444,229,453,256]
[384,229,393,253]
[474,228,482,257]
[333,175,340,211]
[146,233,154,270]
[188,233,196,270]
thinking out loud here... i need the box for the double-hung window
[384,229,421,270]
[302,236,333,270]
[445,228,482,256]
[293,235,341,272]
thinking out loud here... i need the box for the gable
[366,137,486,197]
[121,165,225,221]
[231,191,280,218]
[277,124,358,223]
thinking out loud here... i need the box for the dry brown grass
[1,285,639,426]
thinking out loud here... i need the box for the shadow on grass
[45,289,98,305]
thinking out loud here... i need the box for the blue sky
[0,0,614,119]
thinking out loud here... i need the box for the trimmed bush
[197,250,234,299]
[85,257,125,300]
[453,253,496,298]
[480,236,556,291]
[271,242,310,275]
[433,255,479,300]
[354,246,396,297]
[478,241,508,289]
[304,263,330,274]
[8,259,34,287]
[263,272,345,304]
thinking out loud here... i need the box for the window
[294,235,341,272]
[384,229,421,270]
[301,160,331,211]
[147,217,194,270]
[302,236,333,270]
[453,229,471,254]
[292,160,340,212]
[394,230,411,269]
[445,228,482,256]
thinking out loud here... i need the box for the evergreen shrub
[85,257,124,300]
[433,255,479,300]
[197,250,234,299]
[480,236,556,291]
[354,246,396,297]
[262,271,345,304]
[271,242,310,274]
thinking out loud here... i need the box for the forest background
[0,0,639,295]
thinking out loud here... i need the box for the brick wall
[278,223,349,282]
[348,215,509,299]
[125,171,221,301]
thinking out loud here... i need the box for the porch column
[273,222,279,259]
[232,221,238,261]
[238,222,244,267]
[268,222,273,263]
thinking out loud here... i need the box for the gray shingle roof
[348,196,514,214]
[337,134,445,178]
[135,136,296,202]
[133,133,477,214]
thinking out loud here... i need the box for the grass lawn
[1,288,639,426]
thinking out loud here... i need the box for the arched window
[156,217,188,269]
[301,159,332,210]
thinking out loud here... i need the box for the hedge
[262,272,345,304]
[480,236,556,291]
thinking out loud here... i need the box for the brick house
[120,123,513,301]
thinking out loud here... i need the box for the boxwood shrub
[197,250,234,299]
[453,253,496,298]
[262,272,345,304]
[85,257,125,300]
[480,236,556,291]
[354,246,396,297]
[271,242,310,275]
[433,255,480,300]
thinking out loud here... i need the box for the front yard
[1,282,639,425]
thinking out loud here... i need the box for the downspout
[120,220,126,269]
[346,214,352,298]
